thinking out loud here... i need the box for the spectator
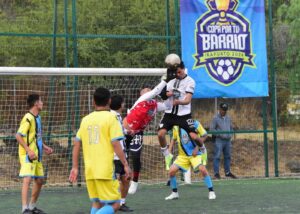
[210,103,237,179]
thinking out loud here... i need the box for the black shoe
[214,173,221,179]
[22,209,33,214]
[225,172,237,179]
[119,204,133,212]
[166,180,170,186]
[31,207,46,214]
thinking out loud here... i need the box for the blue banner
[180,0,268,98]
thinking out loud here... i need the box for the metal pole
[71,0,81,186]
[262,97,269,177]
[64,0,74,185]
[174,0,180,55]
[214,98,218,114]
[268,0,279,177]
[46,0,58,147]
[165,0,171,54]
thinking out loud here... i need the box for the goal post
[0,67,170,189]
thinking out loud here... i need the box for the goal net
[0,67,172,189]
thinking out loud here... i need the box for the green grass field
[1,178,300,214]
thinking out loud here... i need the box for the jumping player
[158,54,205,170]
[123,79,173,134]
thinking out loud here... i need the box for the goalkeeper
[165,120,216,201]
[123,71,175,134]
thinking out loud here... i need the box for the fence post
[268,0,279,177]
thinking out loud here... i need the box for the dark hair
[110,95,124,110]
[93,87,111,106]
[27,94,40,108]
[179,61,185,69]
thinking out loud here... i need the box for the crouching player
[165,120,216,201]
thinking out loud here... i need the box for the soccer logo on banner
[194,0,255,85]
[180,0,268,98]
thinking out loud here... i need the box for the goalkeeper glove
[162,67,177,83]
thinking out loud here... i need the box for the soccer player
[165,120,216,201]
[110,95,133,212]
[157,53,205,170]
[122,76,174,134]
[15,94,53,214]
[69,87,132,214]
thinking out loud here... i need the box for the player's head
[140,88,151,96]
[110,95,125,111]
[93,87,111,107]
[219,102,228,116]
[176,62,186,79]
[27,94,43,111]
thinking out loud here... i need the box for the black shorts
[114,160,125,177]
[125,132,143,152]
[158,113,197,133]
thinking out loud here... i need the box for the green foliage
[272,0,300,126]
[0,0,175,67]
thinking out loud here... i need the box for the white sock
[29,203,36,210]
[22,205,28,212]
[121,198,126,205]
[161,146,170,157]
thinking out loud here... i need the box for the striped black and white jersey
[165,75,195,116]
[111,110,127,160]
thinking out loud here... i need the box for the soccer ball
[165,53,181,67]
[216,59,234,80]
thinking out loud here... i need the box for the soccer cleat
[214,173,221,179]
[119,204,133,212]
[30,207,46,214]
[22,209,33,214]
[165,192,179,200]
[208,191,216,200]
[128,181,138,194]
[165,154,173,170]
[225,172,237,179]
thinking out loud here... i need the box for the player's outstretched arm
[69,141,81,183]
[131,81,167,109]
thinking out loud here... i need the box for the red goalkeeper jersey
[126,99,157,132]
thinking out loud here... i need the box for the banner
[180,0,268,98]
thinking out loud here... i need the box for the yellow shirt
[17,112,42,160]
[172,120,207,156]
[75,110,124,180]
